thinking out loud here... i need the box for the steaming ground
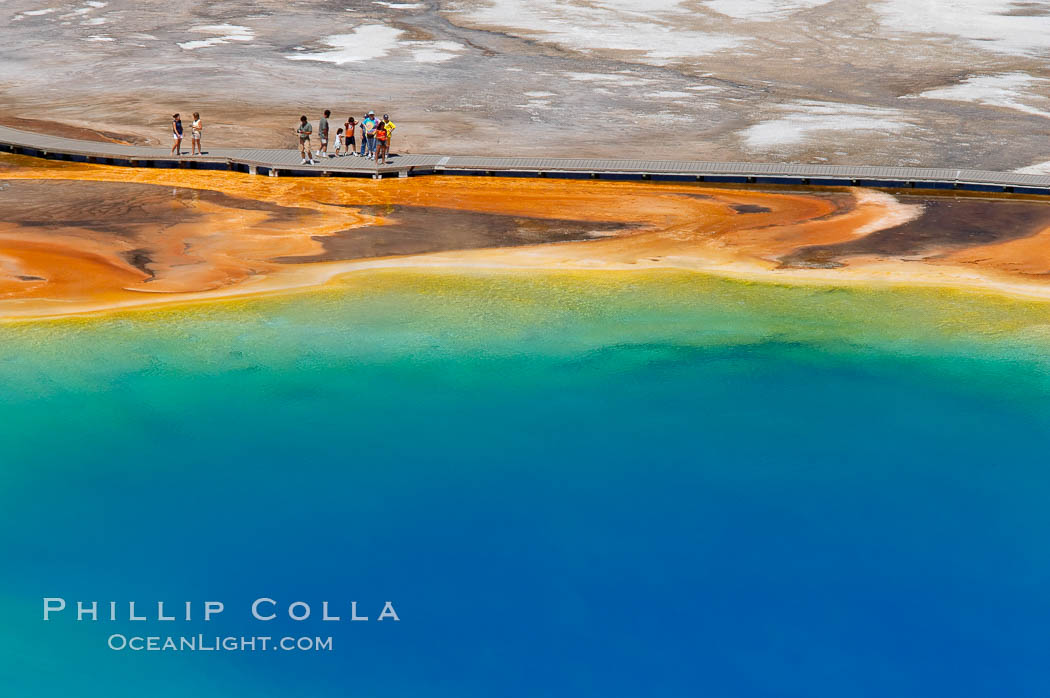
[3,0,1050,169]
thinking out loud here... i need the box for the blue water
[2,270,1050,697]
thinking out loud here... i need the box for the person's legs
[359,135,367,157]
[369,135,377,158]
[193,135,201,155]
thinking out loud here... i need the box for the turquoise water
[3,269,1050,697]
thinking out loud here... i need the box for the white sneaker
[301,158,308,164]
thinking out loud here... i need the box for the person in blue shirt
[359,112,376,158]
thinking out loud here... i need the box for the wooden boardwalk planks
[2,124,1050,192]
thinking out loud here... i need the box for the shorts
[299,136,311,148]
[346,136,356,146]
[320,135,328,146]
[173,133,182,141]
[192,132,201,140]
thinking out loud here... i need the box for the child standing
[334,127,344,156]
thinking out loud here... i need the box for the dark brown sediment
[780,197,1050,268]
[0,180,311,236]
[274,205,635,263]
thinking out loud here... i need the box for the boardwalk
[3,124,1050,194]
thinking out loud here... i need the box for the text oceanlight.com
[108,634,333,652]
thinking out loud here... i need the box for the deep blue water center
[2,270,1050,697]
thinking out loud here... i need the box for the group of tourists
[170,113,203,156]
[296,110,396,165]
[168,109,397,165]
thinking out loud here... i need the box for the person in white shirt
[191,112,203,155]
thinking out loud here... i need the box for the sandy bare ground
[3,1,1050,169]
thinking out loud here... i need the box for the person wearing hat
[363,111,378,160]
[296,115,316,165]
[382,114,396,154]
[359,111,375,158]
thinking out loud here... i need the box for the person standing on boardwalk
[345,116,357,157]
[297,115,316,165]
[359,111,375,159]
[190,112,203,155]
[317,109,331,159]
[364,110,378,160]
[171,114,183,156]
[382,114,396,154]
[375,118,389,164]
[358,114,370,157]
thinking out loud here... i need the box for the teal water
[3,269,1050,697]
